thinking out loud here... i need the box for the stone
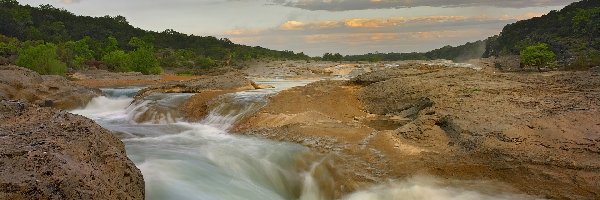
[0,100,145,199]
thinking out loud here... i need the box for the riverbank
[2,59,599,199]
[233,62,600,199]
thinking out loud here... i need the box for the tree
[102,50,131,72]
[127,37,162,74]
[129,48,161,74]
[103,36,119,55]
[520,43,557,68]
[0,0,19,7]
[16,43,67,75]
[58,37,94,69]
[0,35,19,57]
[194,56,216,69]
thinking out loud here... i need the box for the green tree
[129,48,161,74]
[103,36,119,55]
[194,56,216,69]
[127,37,161,74]
[16,43,67,75]
[101,50,131,72]
[58,37,94,69]
[520,43,557,68]
[0,0,19,7]
[0,35,19,56]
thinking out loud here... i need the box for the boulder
[0,65,101,110]
[0,100,144,199]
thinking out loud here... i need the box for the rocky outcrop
[236,64,600,199]
[0,65,101,110]
[131,72,260,122]
[0,100,144,199]
[135,72,257,100]
[356,66,600,199]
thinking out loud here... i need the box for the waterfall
[70,81,538,200]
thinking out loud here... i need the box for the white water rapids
[70,80,540,200]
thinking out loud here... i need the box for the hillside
[338,0,600,67]
[484,0,600,68]
[0,0,309,74]
[340,40,486,62]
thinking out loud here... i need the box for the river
[70,80,539,200]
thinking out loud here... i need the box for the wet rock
[181,90,231,121]
[0,100,144,199]
[0,65,101,110]
[135,72,256,100]
[238,65,600,199]
[253,84,275,89]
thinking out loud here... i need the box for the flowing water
[70,80,539,200]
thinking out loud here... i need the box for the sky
[17,0,577,56]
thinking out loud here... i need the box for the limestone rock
[0,100,144,199]
[0,65,101,110]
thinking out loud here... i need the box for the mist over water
[343,177,540,200]
[70,81,538,200]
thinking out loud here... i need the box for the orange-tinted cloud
[274,0,577,11]
[276,14,539,31]
[302,30,476,44]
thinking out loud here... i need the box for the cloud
[221,13,533,55]
[60,0,81,4]
[280,20,307,30]
[272,0,578,11]
[275,14,545,30]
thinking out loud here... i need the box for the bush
[102,50,132,72]
[194,56,216,69]
[16,43,66,75]
[58,39,94,69]
[520,43,557,67]
[129,47,162,75]
[0,42,17,56]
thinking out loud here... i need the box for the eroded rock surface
[0,100,144,199]
[0,65,100,109]
[135,72,257,99]
[235,65,600,199]
[130,72,260,123]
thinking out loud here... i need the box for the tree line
[484,0,600,69]
[0,0,310,75]
[327,40,487,62]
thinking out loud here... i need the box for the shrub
[129,47,162,75]
[194,56,216,69]
[102,50,132,72]
[520,43,557,67]
[57,39,94,69]
[16,43,66,75]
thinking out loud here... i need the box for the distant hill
[339,0,600,67]
[0,0,309,68]
[484,0,600,68]
[330,40,486,62]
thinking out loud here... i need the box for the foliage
[484,0,600,67]
[57,37,93,69]
[129,47,161,75]
[0,1,311,72]
[520,43,556,67]
[194,56,217,69]
[0,35,20,56]
[101,50,131,72]
[322,53,343,62]
[16,42,66,75]
[341,40,487,62]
